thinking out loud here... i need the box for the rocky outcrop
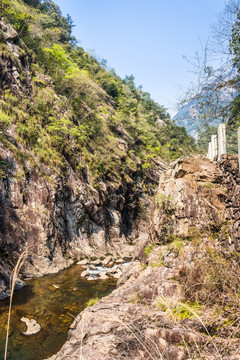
[0,20,32,95]
[48,255,240,360]
[151,155,229,243]
[47,155,240,360]
[0,20,18,42]
[47,261,189,360]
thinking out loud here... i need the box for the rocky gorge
[48,155,240,360]
[1,1,240,359]
[0,135,163,298]
[0,13,170,299]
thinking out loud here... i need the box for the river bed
[0,264,116,360]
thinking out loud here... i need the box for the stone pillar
[207,142,212,159]
[218,124,226,160]
[238,127,240,173]
[211,135,217,160]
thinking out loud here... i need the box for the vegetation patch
[86,297,99,307]
[144,244,155,257]
[157,296,202,321]
[155,194,176,214]
[167,237,185,256]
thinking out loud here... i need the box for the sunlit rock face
[0,20,18,42]
[0,19,167,299]
[151,154,240,248]
[150,155,229,243]
[47,155,240,360]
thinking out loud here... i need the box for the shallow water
[0,264,116,360]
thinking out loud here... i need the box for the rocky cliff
[48,155,240,360]
[0,139,165,298]
[0,0,195,300]
[0,17,171,300]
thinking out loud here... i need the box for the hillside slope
[0,0,195,297]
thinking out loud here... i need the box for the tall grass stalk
[157,295,223,359]
[4,249,28,360]
[113,315,163,360]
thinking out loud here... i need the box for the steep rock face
[151,155,229,244]
[48,155,240,360]
[0,143,160,298]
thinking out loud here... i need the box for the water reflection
[0,264,116,360]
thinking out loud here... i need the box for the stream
[0,264,117,360]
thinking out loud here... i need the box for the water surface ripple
[0,264,116,360]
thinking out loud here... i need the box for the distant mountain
[173,99,221,139]
[173,69,237,139]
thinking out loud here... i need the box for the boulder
[115,258,123,264]
[0,20,18,41]
[80,270,90,278]
[20,317,41,336]
[77,259,89,266]
[91,259,102,266]
[99,273,109,280]
[156,119,166,129]
[102,256,112,266]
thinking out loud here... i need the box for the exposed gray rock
[77,259,89,266]
[102,256,112,266]
[106,268,118,275]
[218,154,240,249]
[115,258,123,264]
[20,317,41,336]
[0,20,18,41]
[91,259,102,266]
[112,273,121,279]
[99,273,109,280]
[88,265,97,270]
[45,256,204,360]
[150,155,228,243]
[156,119,166,129]
[80,270,89,278]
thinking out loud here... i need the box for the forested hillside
[0,0,195,186]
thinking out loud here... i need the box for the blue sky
[54,0,226,116]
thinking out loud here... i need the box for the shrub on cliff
[0,0,196,184]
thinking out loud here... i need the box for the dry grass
[174,238,240,357]
[4,249,28,360]
[156,295,223,359]
[179,242,240,312]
